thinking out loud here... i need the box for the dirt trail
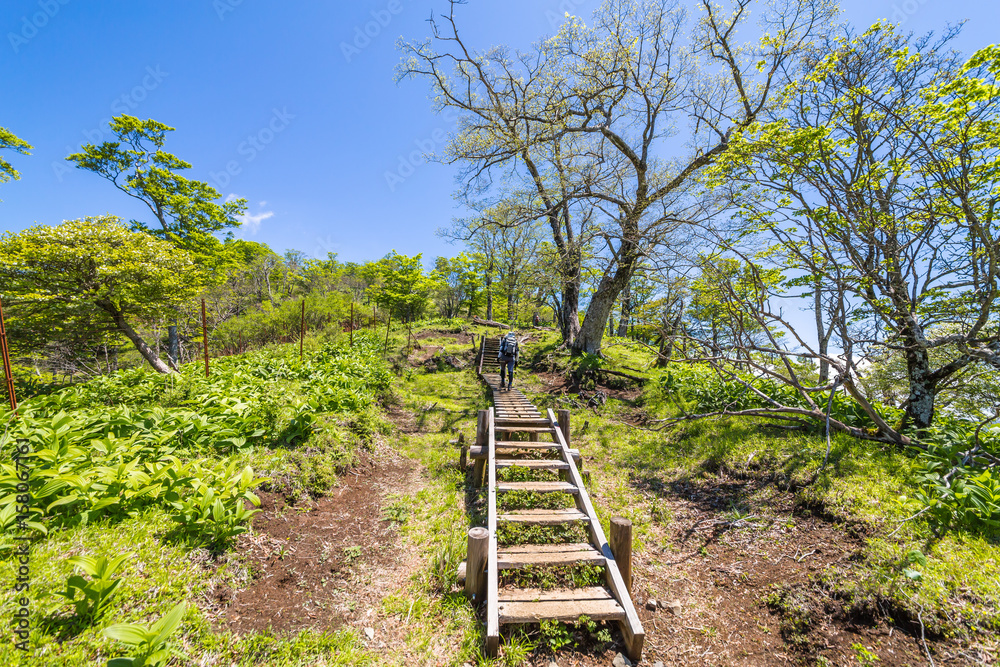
[206,443,423,646]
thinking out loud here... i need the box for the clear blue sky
[1,0,995,264]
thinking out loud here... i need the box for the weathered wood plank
[499,598,625,623]
[497,543,606,568]
[495,459,569,470]
[496,481,578,494]
[498,508,589,525]
[498,586,611,602]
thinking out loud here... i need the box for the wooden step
[469,445,580,461]
[498,508,589,525]
[497,542,605,568]
[495,419,552,428]
[498,587,625,623]
[497,481,578,494]
[495,459,569,470]
[495,426,556,434]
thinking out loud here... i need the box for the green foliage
[912,442,1000,532]
[103,602,188,667]
[164,465,263,549]
[46,555,128,623]
[66,115,245,252]
[0,216,201,362]
[0,338,391,549]
[0,125,32,188]
[365,251,437,321]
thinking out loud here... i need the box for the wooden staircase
[466,335,644,661]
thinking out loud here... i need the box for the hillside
[3,321,996,666]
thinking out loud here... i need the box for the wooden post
[458,432,467,469]
[406,319,412,357]
[299,299,306,360]
[472,409,487,487]
[383,312,392,358]
[0,296,18,413]
[465,526,489,602]
[558,409,571,446]
[610,517,633,595]
[201,299,210,378]
[350,301,354,347]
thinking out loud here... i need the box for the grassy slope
[5,322,996,666]
[520,330,1000,642]
[0,337,387,667]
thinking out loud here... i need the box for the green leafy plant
[47,554,127,623]
[539,619,573,651]
[165,465,263,549]
[104,602,188,667]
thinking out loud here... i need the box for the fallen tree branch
[472,317,509,329]
[597,367,647,384]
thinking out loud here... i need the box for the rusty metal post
[299,299,306,360]
[201,299,210,378]
[350,301,354,347]
[0,296,18,413]
[383,312,392,358]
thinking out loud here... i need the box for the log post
[465,526,489,602]
[610,517,633,595]
[557,409,571,446]
[0,295,17,413]
[472,409,487,487]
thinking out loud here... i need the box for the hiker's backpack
[500,334,518,358]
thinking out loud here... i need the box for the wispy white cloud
[228,194,274,235]
[239,209,274,235]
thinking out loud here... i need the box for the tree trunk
[560,278,581,345]
[95,299,173,374]
[814,279,829,384]
[902,339,936,430]
[617,282,631,337]
[485,265,494,321]
[572,251,636,355]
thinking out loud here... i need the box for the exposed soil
[504,473,965,667]
[207,445,420,637]
[415,328,474,345]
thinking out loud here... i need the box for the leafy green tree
[66,116,246,251]
[0,216,200,374]
[431,253,482,319]
[0,126,32,192]
[366,251,435,321]
[706,26,1000,433]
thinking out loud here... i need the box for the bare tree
[695,25,1000,435]
[398,0,836,354]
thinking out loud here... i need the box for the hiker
[497,331,519,390]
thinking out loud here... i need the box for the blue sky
[0,0,996,265]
